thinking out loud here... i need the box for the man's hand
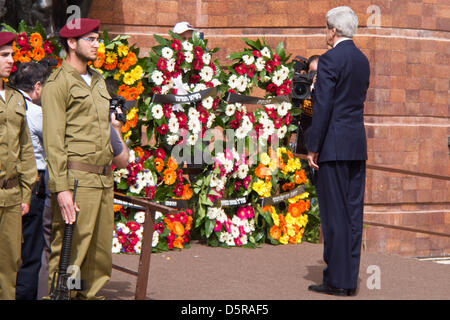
[111,107,124,130]
[307,151,319,170]
[57,190,79,224]
[21,203,30,216]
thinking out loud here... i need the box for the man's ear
[67,37,78,51]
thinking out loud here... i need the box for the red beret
[59,18,100,38]
[0,32,16,47]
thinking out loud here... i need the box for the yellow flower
[277,147,287,158]
[126,108,138,121]
[285,213,295,226]
[105,51,118,65]
[123,130,132,141]
[123,72,135,85]
[271,212,279,226]
[260,152,271,166]
[98,42,106,54]
[279,234,289,245]
[131,65,144,81]
[252,179,272,197]
[113,71,123,80]
[287,226,296,237]
[117,44,129,57]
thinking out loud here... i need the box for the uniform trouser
[315,160,366,290]
[0,204,22,300]
[47,186,113,299]
[16,171,46,300]
[37,193,52,299]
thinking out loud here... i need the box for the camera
[109,95,132,124]
[292,56,317,101]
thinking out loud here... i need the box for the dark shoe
[308,284,356,297]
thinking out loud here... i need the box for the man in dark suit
[306,6,370,296]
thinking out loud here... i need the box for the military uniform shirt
[42,60,114,193]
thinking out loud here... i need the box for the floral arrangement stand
[113,192,177,300]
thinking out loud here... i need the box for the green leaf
[0,23,17,34]
[153,34,169,46]
[275,41,284,57]
[205,219,215,238]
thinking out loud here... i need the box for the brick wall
[89,0,450,257]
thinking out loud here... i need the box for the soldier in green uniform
[0,32,37,300]
[42,19,115,300]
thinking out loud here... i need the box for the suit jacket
[307,40,370,162]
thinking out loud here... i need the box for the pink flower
[236,207,246,220]
[234,237,243,246]
[214,221,222,232]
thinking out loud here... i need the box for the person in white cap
[173,21,195,40]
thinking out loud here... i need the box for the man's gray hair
[326,6,358,38]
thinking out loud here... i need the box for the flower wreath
[193,148,263,248]
[251,147,314,245]
[1,20,62,74]
[217,38,301,149]
[91,31,145,143]
[141,31,226,151]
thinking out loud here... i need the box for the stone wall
[89,0,450,257]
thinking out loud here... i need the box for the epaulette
[46,66,63,82]
[5,84,28,110]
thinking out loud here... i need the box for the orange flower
[154,157,164,173]
[17,51,31,63]
[120,121,130,133]
[261,205,274,215]
[30,33,43,48]
[270,225,281,240]
[185,216,193,231]
[94,52,105,68]
[32,47,45,62]
[129,112,138,128]
[288,202,306,218]
[172,221,185,237]
[127,86,139,101]
[278,157,286,171]
[255,163,270,179]
[282,182,295,191]
[117,84,130,100]
[163,169,176,185]
[134,146,144,159]
[167,157,178,171]
[113,204,123,212]
[118,57,131,71]
[173,236,184,249]
[136,81,144,95]
[126,51,137,65]
[294,170,307,185]
[181,184,193,200]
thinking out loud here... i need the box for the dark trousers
[315,161,366,290]
[16,170,46,300]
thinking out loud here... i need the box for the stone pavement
[100,241,449,300]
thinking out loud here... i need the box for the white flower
[116,222,129,234]
[162,47,174,59]
[232,216,242,227]
[279,65,290,79]
[202,96,214,110]
[223,159,234,173]
[219,232,228,243]
[237,164,249,179]
[112,238,122,253]
[216,209,227,223]
[235,127,247,140]
[202,52,211,65]
[134,211,146,224]
[231,224,240,238]
[151,104,164,120]
[260,47,271,59]
[258,112,270,125]
[210,174,219,188]
[228,74,238,89]
[134,241,142,254]
[152,231,159,247]
[128,150,136,163]
[207,207,219,220]
[225,104,236,116]
[216,176,226,191]
[236,76,248,92]
[187,134,198,145]
[211,79,222,87]
[226,235,235,246]
[188,117,201,134]
[130,182,144,195]
[113,168,128,183]
[167,58,176,72]
[168,116,179,133]
[155,211,163,220]
[184,51,194,63]
[241,115,253,131]
[182,41,193,52]
[167,134,179,145]
[263,120,275,136]
[240,234,248,245]
[151,70,164,86]
[199,66,214,82]
[193,83,207,92]
[242,54,255,66]
[272,71,285,87]
[277,101,292,117]
[255,57,265,71]
[242,220,251,233]
[188,107,200,119]
[277,125,287,139]
[249,219,255,231]
[207,113,216,128]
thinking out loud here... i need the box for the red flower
[246,64,255,78]
[276,84,290,96]
[234,63,247,75]
[193,58,203,71]
[171,39,182,51]
[175,51,184,65]
[43,40,53,55]
[247,112,255,123]
[267,83,277,93]
[173,183,184,197]
[189,74,200,84]
[17,32,28,47]
[194,46,203,58]
[152,86,161,94]
[198,108,209,124]
[154,148,166,160]
[265,60,275,74]
[272,54,281,66]
[230,119,240,129]
[126,221,141,232]
[265,107,277,119]
[145,186,155,199]
[273,117,283,129]
[284,112,293,125]
[176,112,188,129]
[157,58,167,71]
[252,50,262,58]
[163,104,172,119]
